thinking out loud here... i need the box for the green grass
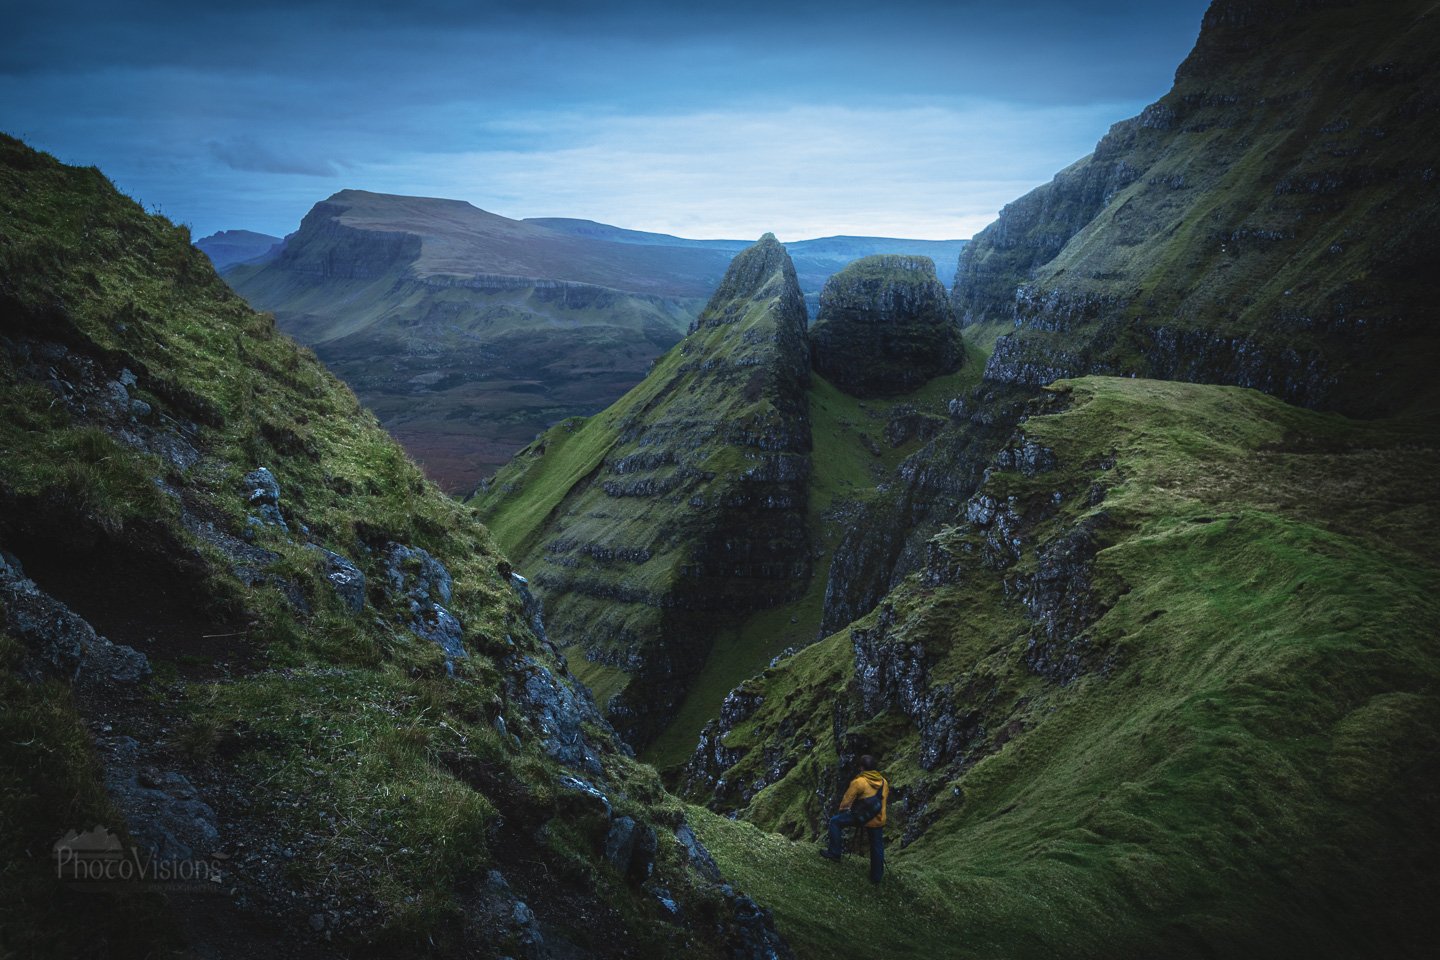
[957,0,1440,418]
[474,339,691,558]
[185,667,505,932]
[470,238,820,748]
[644,352,990,774]
[687,376,1440,959]
[0,135,754,957]
[0,634,176,959]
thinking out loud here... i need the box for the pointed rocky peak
[810,254,962,397]
[694,233,807,334]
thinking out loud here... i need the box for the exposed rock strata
[953,0,1440,418]
[485,235,813,749]
[810,255,962,398]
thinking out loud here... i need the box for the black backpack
[851,778,886,823]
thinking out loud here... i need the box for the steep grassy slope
[473,235,813,750]
[0,136,789,960]
[643,358,991,774]
[954,0,1440,417]
[686,376,1440,959]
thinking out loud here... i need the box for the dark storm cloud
[2,0,1204,104]
[0,0,1211,239]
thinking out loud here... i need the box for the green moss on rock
[810,254,962,398]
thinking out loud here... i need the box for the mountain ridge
[954,0,1440,417]
[474,234,816,749]
[222,191,971,492]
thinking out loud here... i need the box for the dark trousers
[826,811,884,883]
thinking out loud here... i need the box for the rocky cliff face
[954,0,1440,418]
[814,385,1027,639]
[268,199,422,280]
[683,375,1440,955]
[809,255,962,398]
[0,136,793,960]
[476,235,813,749]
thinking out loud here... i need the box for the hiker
[819,754,887,884]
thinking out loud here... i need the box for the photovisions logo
[53,825,222,893]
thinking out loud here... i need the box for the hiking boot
[818,850,842,861]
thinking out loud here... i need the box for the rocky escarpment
[815,385,1028,638]
[954,0,1440,418]
[476,234,813,750]
[809,255,962,397]
[0,135,794,960]
[223,192,713,492]
[267,199,422,281]
[811,0,1440,656]
[681,373,1440,957]
[684,388,1098,833]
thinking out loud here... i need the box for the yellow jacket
[840,770,888,827]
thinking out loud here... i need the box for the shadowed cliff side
[809,254,963,398]
[474,235,813,749]
[954,0,1440,418]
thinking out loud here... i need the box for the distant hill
[193,228,282,269]
[528,218,968,314]
[223,192,966,491]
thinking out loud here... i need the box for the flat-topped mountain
[194,228,282,269]
[286,190,733,295]
[223,193,966,492]
[224,191,730,492]
[809,254,963,397]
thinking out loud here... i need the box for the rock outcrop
[682,371,1440,955]
[0,134,795,960]
[953,0,1440,418]
[477,234,813,749]
[810,255,962,398]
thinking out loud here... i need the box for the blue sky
[0,1,1211,240]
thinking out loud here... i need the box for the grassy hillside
[683,375,1439,958]
[955,0,1440,417]
[473,235,815,748]
[224,192,717,492]
[0,135,789,959]
[644,357,990,774]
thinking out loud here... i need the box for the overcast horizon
[1,0,1211,242]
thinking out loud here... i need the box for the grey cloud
[206,137,338,177]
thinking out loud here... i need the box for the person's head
[859,754,876,771]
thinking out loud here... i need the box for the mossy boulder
[809,255,962,398]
